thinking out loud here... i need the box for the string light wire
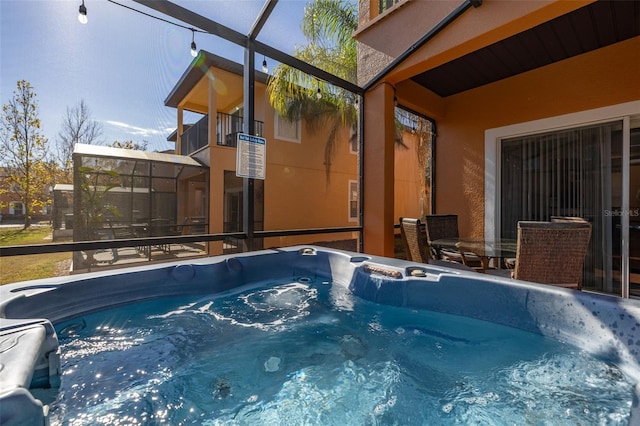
[103,0,207,56]
[105,0,207,33]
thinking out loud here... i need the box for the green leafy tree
[77,166,120,237]
[109,140,149,151]
[0,80,50,228]
[267,0,358,180]
[75,165,121,266]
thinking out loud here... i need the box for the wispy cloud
[105,120,173,138]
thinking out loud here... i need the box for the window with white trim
[274,114,301,143]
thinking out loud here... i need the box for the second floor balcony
[180,112,265,155]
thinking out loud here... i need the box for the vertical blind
[500,122,622,292]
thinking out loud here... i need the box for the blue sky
[0,0,308,153]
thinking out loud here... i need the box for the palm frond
[267,0,359,183]
[323,118,342,182]
[303,0,357,48]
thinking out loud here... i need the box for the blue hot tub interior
[2,246,640,425]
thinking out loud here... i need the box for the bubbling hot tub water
[2,247,640,425]
[49,277,633,425]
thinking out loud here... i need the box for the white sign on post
[235,133,266,180]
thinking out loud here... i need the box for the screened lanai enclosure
[3,0,636,299]
[70,144,209,270]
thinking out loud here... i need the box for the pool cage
[71,144,209,269]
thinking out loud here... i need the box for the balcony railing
[180,114,209,155]
[216,112,264,148]
[180,113,265,155]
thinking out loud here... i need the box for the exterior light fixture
[262,56,268,73]
[190,29,197,57]
[78,0,88,24]
[316,82,322,100]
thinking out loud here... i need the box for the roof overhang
[73,143,205,168]
[164,50,269,109]
[167,124,192,142]
[411,0,640,97]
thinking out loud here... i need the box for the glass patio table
[431,238,517,269]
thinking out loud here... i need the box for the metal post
[358,94,365,252]
[242,40,256,252]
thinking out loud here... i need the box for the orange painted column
[176,107,183,155]
[208,73,223,255]
[363,82,396,257]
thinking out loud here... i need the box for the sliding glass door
[500,121,630,295]
[629,128,640,296]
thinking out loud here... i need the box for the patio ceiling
[411,0,640,97]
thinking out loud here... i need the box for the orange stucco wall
[358,0,638,256]
[171,59,428,255]
[185,72,362,254]
[432,37,639,238]
[262,102,359,249]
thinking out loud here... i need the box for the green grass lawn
[0,225,72,285]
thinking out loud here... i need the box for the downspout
[430,121,437,215]
[175,165,185,224]
[147,161,153,229]
[129,161,136,223]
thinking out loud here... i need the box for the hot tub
[1,246,640,424]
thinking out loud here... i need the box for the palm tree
[267,0,432,211]
[267,0,358,180]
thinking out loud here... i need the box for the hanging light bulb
[190,29,197,58]
[262,56,268,73]
[78,0,88,24]
[316,81,322,100]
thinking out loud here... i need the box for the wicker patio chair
[424,214,482,268]
[502,214,588,268]
[490,221,592,290]
[400,217,475,271]
[400,217,431,263]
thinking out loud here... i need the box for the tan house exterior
[165,51,428,254]
[356,0,639,296]
[0,167,26,220]
[0,166,51,222]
